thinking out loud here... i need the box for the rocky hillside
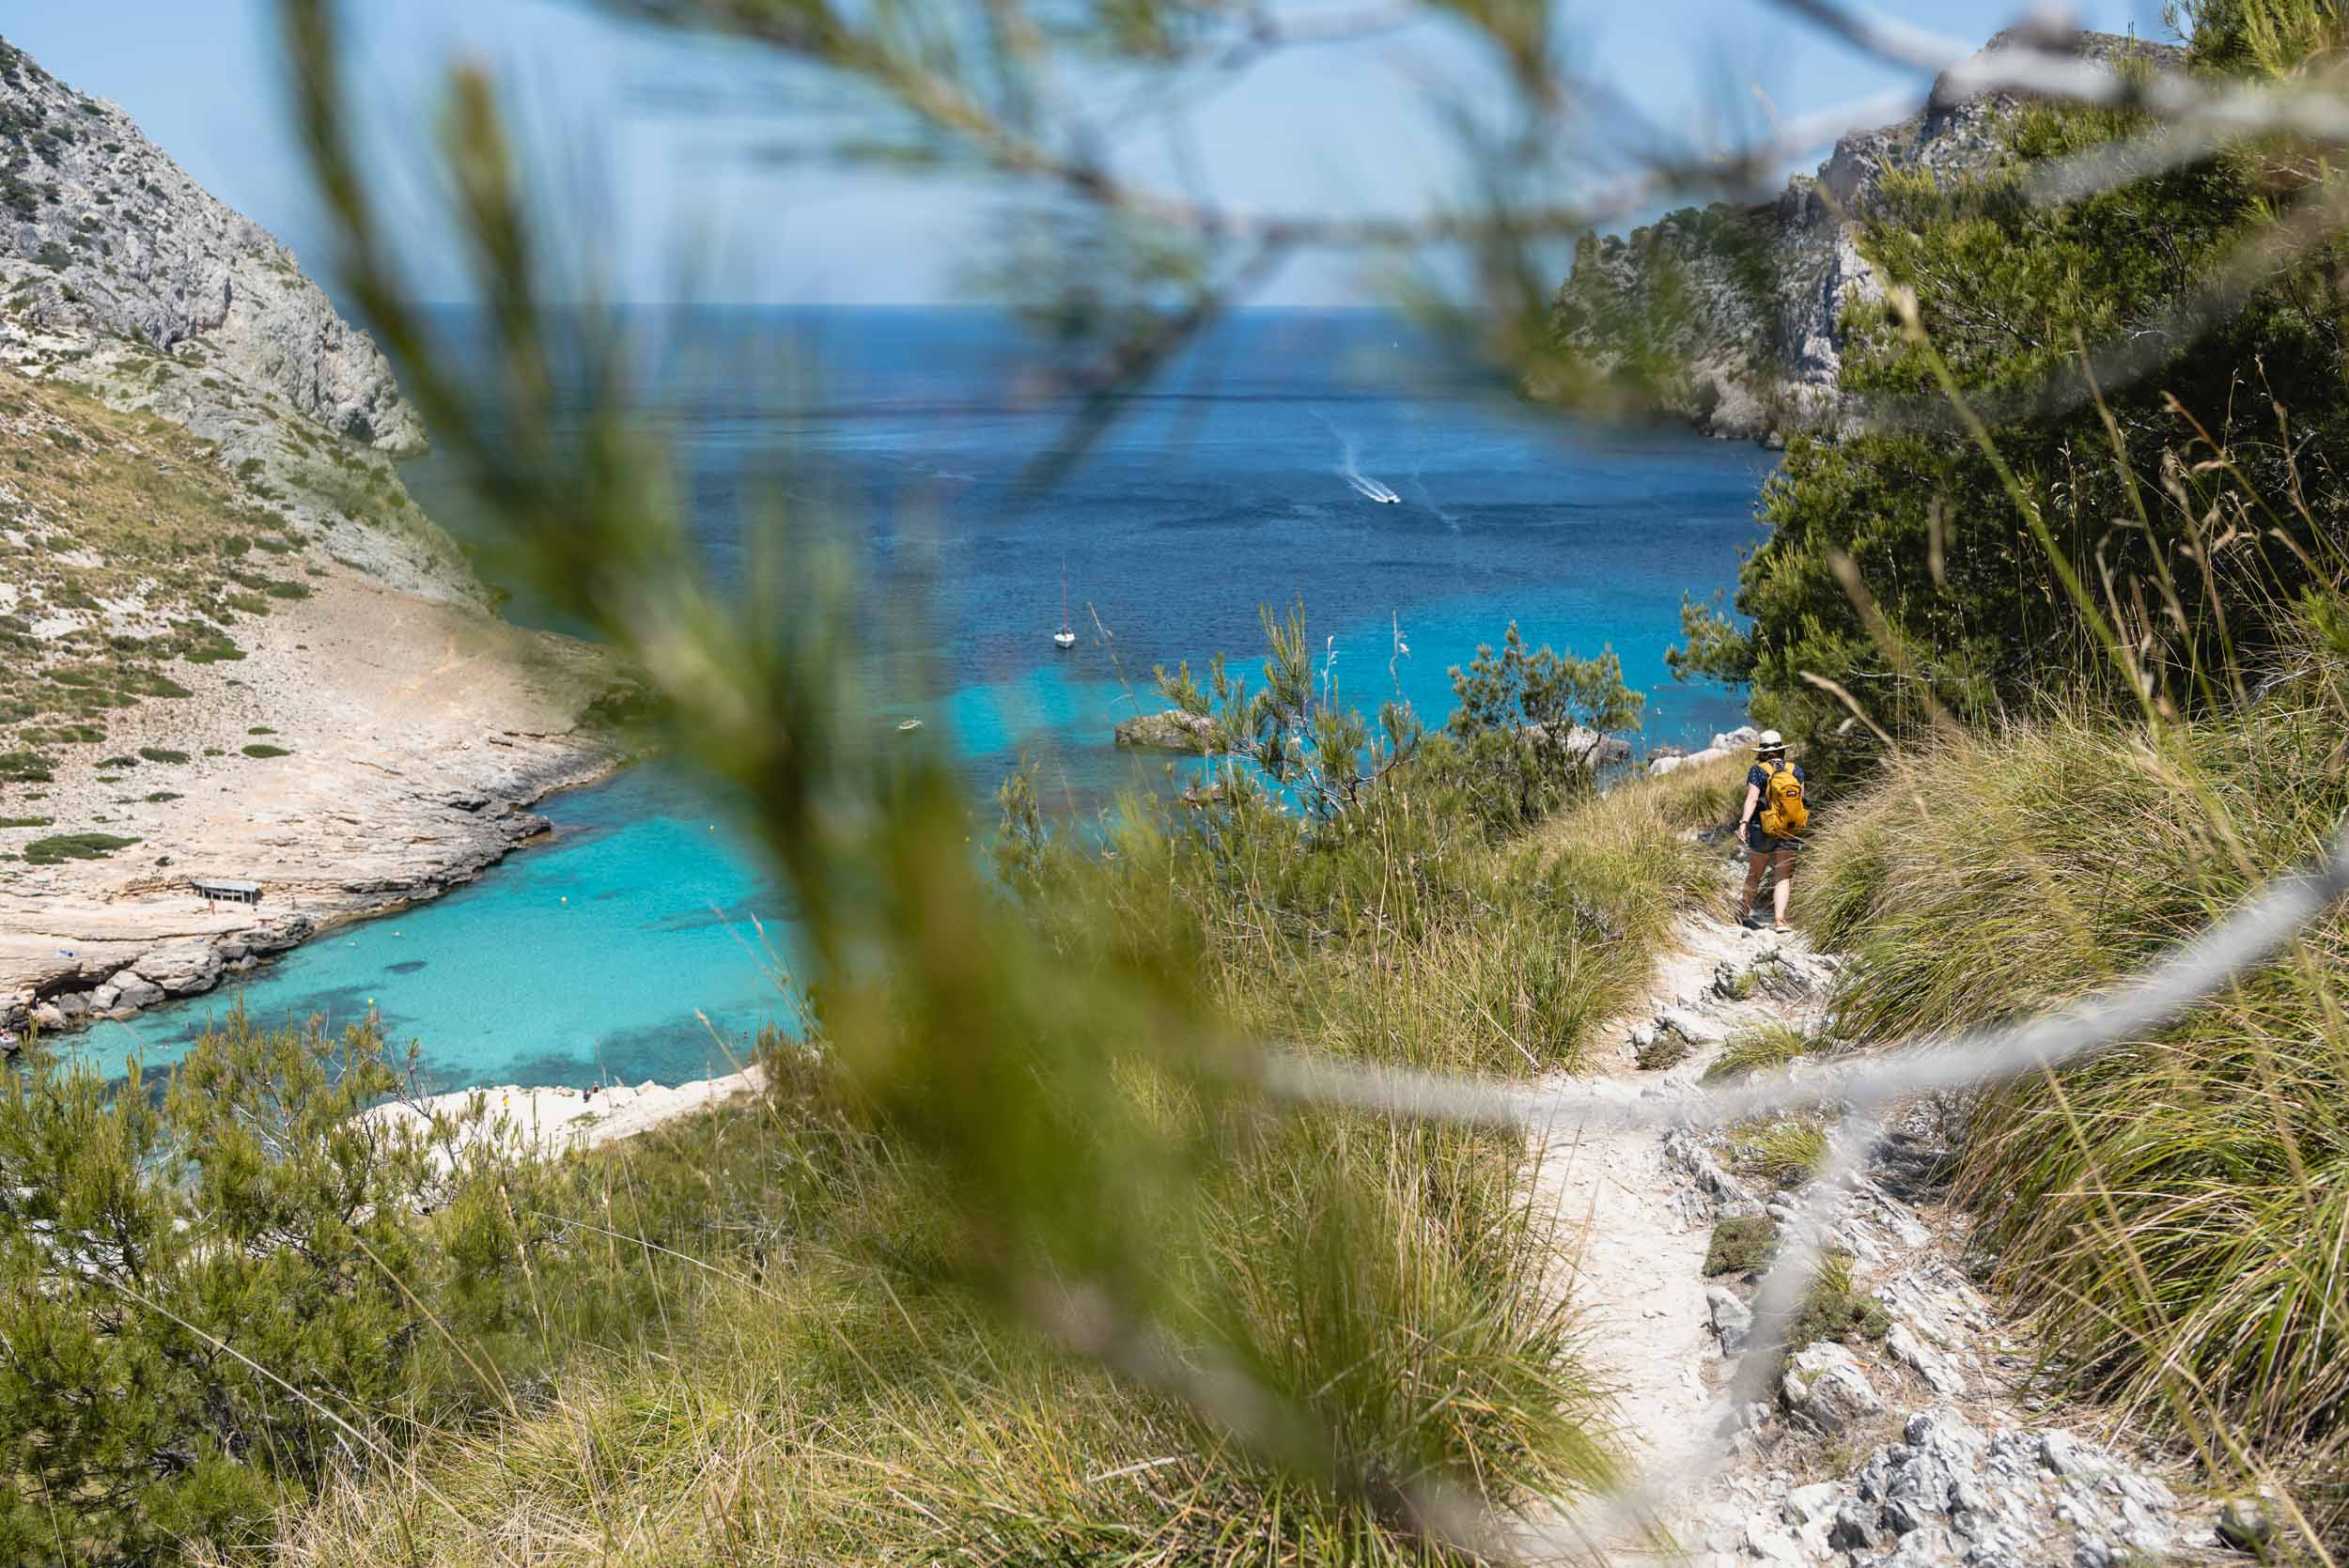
[0,35,619,1042]
[0,36,421,454]
[0,31,470,604]
[1549,30,2183,442]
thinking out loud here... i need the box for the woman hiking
[1735,729,1808,935]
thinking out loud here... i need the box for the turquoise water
[94,309,1775,1091]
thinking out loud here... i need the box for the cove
[94,308,1775,1091]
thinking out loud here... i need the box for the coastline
[3,740,629,1043]
[366,1062,770,1168]
[1,568,630,1042]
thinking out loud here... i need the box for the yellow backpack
[1759,761,1809,838]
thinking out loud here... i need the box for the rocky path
[1529,892,2245,1568]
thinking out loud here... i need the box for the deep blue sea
[89,309,1774,1091]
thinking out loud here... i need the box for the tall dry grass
[1807,671,2349,1500]
[267,756,1745,1565]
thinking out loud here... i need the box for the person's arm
[1737,781,1760,832]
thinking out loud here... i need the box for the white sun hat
[1756,729,1785,751]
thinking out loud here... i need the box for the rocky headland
[0,35,621,1040]
[1548,29,2183,443]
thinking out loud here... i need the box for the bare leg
[1742,850,1768,920]
[1771,849,1795,928]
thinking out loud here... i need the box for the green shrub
[1704,1216,1776,1276]
[121,671,193,699]
[1729,1116,1828,1188]
[0,1017,443,1560]
[1671,53,2349,772]
[137,746,188,764]
[97,754,135,768]
[23,831,137,864]
[246,725,275,736]
[241,743,289,758]
[145,791,179,802]
[1782,1250,1889,1352]
[0,750,55,782]
[0,815,52,828]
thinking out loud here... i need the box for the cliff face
[1550,30,2184,442]
[0,36,424,458]
[0,33,479,605]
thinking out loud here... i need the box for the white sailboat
[1054,560,1077,649]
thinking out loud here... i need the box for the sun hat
[1756,729,1785,753]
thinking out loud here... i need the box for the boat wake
[1317,412,1404,504]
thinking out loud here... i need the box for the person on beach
[1736,729,1808,935]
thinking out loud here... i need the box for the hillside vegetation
[2,643,1744,1564]
[1808,655,2349,1464]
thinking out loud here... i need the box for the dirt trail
[1531,907,1833,1480]
[1518,889,2218,1568]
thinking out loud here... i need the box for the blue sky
[8,0,2167,303]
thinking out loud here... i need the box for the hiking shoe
[1773,923,1795,936]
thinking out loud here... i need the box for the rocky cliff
[0,37,617,1043]
[0,35,423,457]
[1549,30,2184,442]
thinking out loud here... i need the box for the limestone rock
[134,939,224,996]
[110,972,164,1010]
[2216,1497,2274,1553]
[1706,1284,1754,1352]
[1650,724,1760,777]
[1781,1341,1883,1433]
[1550,30,2185,443]
[1113,709,1227,753]
[0,37,422,456]
[1885,1320,1967,1397]
[1657,1005,1728,1046]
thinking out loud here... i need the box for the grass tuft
[1729,1116,1828,1188]
[1703,1023,1811,1082]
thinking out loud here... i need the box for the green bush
[0,750,56,782]
[137,746,188,764]
[1672,38,2349,772]
[241,743,289,758]
[23,831,136,864]
[0,1017,439,1560]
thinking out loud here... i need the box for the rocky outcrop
[1652,725,1758,776]
[0,36,422,457]
[1114,708,1229,753]
[1550,29,2184,442]
[0,36,476,608]
[2,741,607,1040]
[0,35,617,1051]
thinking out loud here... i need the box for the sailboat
[1053,560,1078,650]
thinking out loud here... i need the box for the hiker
[1736,729,1808,935]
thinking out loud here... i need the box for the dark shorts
[1745,822,1801,856]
